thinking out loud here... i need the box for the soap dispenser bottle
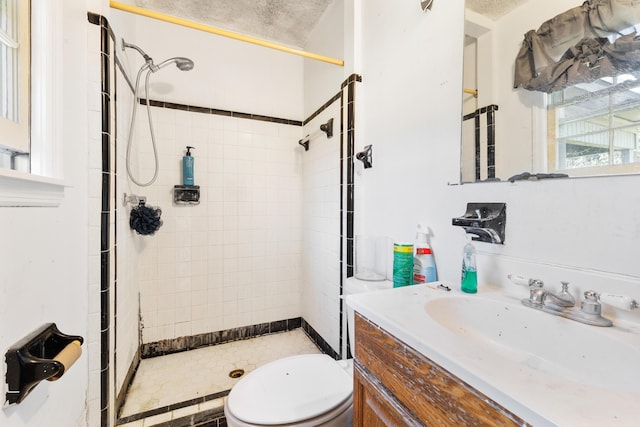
[461,235,477,293]
[183,146,195,186]
[413,224,437,284]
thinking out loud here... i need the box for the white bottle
[413,224,437,284]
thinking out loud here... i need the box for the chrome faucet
[543,281,576,308]
[508,274,622,327]
[521,279,575,310]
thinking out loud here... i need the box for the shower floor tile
[120,329,322,419]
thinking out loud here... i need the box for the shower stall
[91,2,353,425]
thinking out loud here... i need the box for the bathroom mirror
[462,0,640,183]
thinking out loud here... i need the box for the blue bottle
[183,146,195,186]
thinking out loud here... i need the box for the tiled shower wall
[129,106,305,345]
[301,102,342,354]
[114,50,140,401]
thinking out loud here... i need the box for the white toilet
[224,277,393,427]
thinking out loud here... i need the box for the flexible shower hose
[126,63,160,187]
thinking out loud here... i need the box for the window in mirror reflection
[547,79,640,176]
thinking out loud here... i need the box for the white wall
[0,1,99,425]
[303,0,345,116]
[358,1,640,322]
[113,12,304,121]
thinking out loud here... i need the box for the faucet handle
[571,291,614,327]
[581,291,604,316]
[598,293,639,311]
[508,274,543,288]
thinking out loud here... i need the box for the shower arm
[122,39,153,64]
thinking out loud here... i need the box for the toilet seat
[225,354,352,426]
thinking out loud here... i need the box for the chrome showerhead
[151,57,195,72]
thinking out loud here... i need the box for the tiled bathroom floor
[118,329,321,426]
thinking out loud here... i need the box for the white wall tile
[123,113,304,344]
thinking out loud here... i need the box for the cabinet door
[353,362,422,427]
[354,313,528,426]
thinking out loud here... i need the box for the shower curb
[141,317,303,358]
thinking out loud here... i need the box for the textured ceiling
[466,0,531,20]
[135,0,334,48]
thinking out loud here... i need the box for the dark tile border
[301,319,340,360]
[339,74,362,358]
[152,407,227,427]
[303,92,341,126]
[141,317,305,358]
[115,347,141,420]
[341,73,362,89]
[89,11,115,427]
[116,390,228,425]
[139,98,303,126]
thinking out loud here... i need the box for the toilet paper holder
[5,323,84,405]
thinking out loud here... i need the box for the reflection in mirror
[462,0,640,183]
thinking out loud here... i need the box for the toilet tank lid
[226,354,352,425]
[344,277,393,296]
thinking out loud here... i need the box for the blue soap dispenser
[183,146,195,186]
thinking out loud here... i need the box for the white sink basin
[425,295,640,391]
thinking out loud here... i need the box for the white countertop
[346,282,640,427]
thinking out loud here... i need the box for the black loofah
[130,203,163,235]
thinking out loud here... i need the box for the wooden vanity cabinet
[353,313,531,427]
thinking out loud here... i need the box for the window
[0,0,30,172]
[547,74,640,176]
[0,1,63,207]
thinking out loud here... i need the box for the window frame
[0,0,30,156]
[0,0,64,207]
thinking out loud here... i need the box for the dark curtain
[514,0,640,92]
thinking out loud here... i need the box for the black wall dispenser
[5,323,84,405]
[174,185,200,204]
[452,202,506,244]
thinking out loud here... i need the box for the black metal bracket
[5,323,84,405]
[356,145,373,169]
[320,118,333,138]
[298,118,334,152]
[452,202,506,244]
